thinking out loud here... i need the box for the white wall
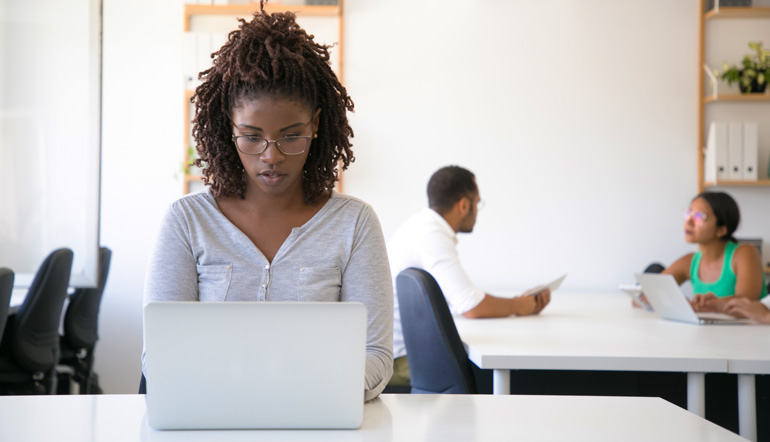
[343,0,769,293]
[95,0,770,393]
[98,0,184,393]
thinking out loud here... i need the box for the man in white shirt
[387,166,551,388]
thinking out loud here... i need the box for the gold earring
[313,133,318,139]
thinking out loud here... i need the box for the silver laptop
[143,302,367,430]
[633,273,750,325]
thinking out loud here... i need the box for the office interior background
[5,0,768,394]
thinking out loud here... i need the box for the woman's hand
[690,293,727,313]
[631,293,651,310]
[724,297,770,324]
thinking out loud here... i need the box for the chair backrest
[396,268,477,394]
[10,248,73,373]
[0,268,14,344]
[63,247,111,350]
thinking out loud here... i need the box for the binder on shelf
[743,122,758,181]
[184,32,199,90]
[196,32,213,79]
[727,122,743,181]
[704,122,728,182]
[210,32,229,58]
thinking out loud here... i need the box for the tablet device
[529,274,567,296]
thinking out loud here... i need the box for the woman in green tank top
[660,192,767,316]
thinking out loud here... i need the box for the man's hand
[512,288,551,316]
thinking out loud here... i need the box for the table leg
[737,374,756,442]
[686,372,705,417]
[492,369,510,395]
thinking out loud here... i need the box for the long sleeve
[340,205,394,402]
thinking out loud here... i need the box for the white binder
[183,32,198,90]
[743,122,758,181]
[707,122,729,182]
[728,122,743,180]
[196,32,213,77]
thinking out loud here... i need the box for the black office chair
[57,247,111,394]
[396,268,477,394]
[0,248,73,395]
[0,269,14,345]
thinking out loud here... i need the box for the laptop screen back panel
[144,302,366,430]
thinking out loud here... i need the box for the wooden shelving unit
[182,1,344,195]
[704,94,770,104]
[704,6,770,20]
[184,4,340,31]
[702,179,770,187]
[697,2,770,192]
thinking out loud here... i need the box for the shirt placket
[259,263,271,301]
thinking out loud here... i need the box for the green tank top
[690,241,768,299]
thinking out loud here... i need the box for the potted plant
[717,42,770,94]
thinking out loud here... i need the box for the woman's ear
[716,225,728,240]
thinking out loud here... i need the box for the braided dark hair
[191,1,354,204]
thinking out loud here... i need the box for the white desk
[455,291,770,441]
[0,394,748,441]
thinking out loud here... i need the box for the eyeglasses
[683,209,708,224]
[231,134,314,156]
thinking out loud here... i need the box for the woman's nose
[259,140,285,164]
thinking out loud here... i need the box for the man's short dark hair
[427,166,477,214]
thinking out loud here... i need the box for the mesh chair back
[396,268,477,394]
[63,247,111,350]
[11,248,73,372]
[0,269,14,344]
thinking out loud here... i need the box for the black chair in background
[57,247,111,394]
[643,262,665,274]
[396,268,477,394]
[0,248,73,394]
[0,269,14,344]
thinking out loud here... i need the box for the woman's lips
[258,170,287,185]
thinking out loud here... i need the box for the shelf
[185,4,340,31]
[703,180,770,188]
[704,94,770,103]
[704,6,770,19]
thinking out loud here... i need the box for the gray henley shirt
[142,189,393,401]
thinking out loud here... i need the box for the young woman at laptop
[657,191,767,316]
[141,2,393,401]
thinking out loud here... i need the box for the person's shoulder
[734,242,761,262]
[167,188,217,217]
[328,192,375,214]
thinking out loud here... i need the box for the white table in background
[0,394,748,442]
[455,291,769,440]
[8,287,27,314]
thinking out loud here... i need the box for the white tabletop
[455,291,736,373]
[0,394,748,442]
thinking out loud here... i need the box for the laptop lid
[633,274,748,325]
[144,302,366,430]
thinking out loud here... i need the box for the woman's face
[684,197,726,244]
[230,96,320,200]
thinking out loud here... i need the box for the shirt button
[265,264,270,270]
[261,283,267,288]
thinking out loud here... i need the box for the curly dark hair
[190,1,354,204]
